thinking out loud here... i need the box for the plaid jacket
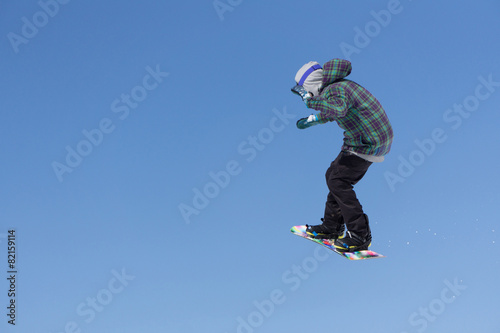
[306,59,393,156]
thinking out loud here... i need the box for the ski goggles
[298,64,322,85]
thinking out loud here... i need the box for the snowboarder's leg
[304,167,345,239]
[322,185,345,237]
[324,166,343,227]
[326,151,371,236]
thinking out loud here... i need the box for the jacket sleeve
[305,86,348,123]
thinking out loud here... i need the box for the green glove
[296,114,320,129]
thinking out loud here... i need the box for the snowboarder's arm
[305,87,348,122]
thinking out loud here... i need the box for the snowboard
[290,225,385,260]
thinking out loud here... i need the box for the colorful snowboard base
[290,225,385,260]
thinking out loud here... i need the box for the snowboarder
[291,58,393,252]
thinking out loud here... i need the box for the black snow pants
[323,151,372,236]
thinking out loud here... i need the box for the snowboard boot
[333,216,372,252]
[333,230,371,252]
[306,218,345,240]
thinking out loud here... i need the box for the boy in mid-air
[291,58,393,252]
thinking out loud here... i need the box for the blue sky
[1,0,499,332]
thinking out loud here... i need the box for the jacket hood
[321,58,352,86]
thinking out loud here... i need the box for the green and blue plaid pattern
[306,59,393,156]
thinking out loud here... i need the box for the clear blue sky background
[1,0,499,332]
